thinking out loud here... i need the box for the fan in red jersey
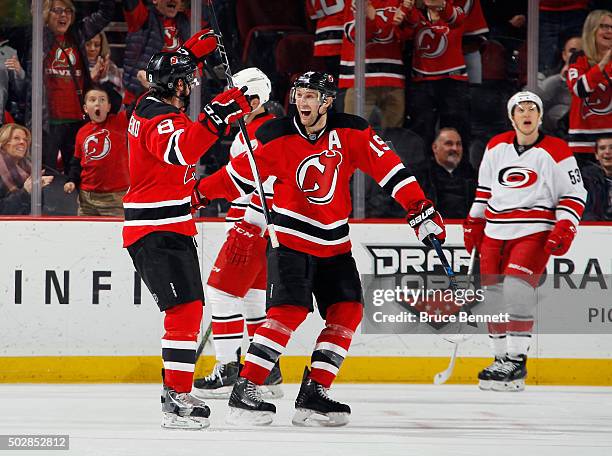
[193,71,445,426]
[190,68,283,400]
[464,91,586,393]
[122,29,251,430]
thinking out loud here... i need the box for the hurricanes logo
[416,26,449,59]
[581,83,612,119]
[498,166,538,189]
[296,150,343,204]
[84,129,111,161]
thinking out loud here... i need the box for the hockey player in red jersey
[464,91,587,392]
[193,71,446,426]
[191,67,283,399]
[122,29,251,429]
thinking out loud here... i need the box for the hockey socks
[162,300,203,393]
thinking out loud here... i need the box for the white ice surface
[1,384,611,456]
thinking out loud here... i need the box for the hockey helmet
[507,91,543,120]
[231,67,272,105]
[290,71,337,104]
[146,51,198,96]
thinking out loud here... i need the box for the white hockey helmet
[507,91,544,123]
[231,67,271,105]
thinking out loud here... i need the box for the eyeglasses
[598,23,612,32]
[50,7,74,16]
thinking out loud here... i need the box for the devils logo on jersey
[498,166,538,189]
[416,26,449,59]
[84,129,111,161]
[163,25,180,51]
[296,150,343,204]
[581,83,612,119]
[184,164,196,185]
[52,47,76,69]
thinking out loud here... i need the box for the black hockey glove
[200,87,251,136]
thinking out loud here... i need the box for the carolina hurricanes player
[464,91,587,392]
[192,67,283,399]
[122,29,251,429]
[193,71,446,426]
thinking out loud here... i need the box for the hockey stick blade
[433,343,458,385]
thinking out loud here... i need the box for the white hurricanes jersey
[470,131,587,240]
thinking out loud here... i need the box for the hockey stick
[205,0,279,248]
[194,322,213,366]
[432,248,478,385]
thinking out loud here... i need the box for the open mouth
[166,2,177,12]
[299,108,312,117]
[58,19,68,28]
[94,108,101,117]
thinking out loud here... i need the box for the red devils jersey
[198,113,427,257]
[44,36,85,120]
[122,94,219,247]
[455,0,488,36]
[540,1,588,11]
[74,112,130,193]
[307,0,346,57]
[226,110,276,223]
[566,52,612,154]
[339,0,410,89]
[402,2,467,81]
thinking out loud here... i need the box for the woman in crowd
[85,31,124,112]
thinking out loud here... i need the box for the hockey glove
[191,178,210,212]
[463,216,486,254]
[226,220,263,266]
[406,199,446,246]
[200,87,251,136]
[544,219,577,256]
[181,29,218,62]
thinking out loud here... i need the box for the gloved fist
[226,220,263,265]
[544,219,577,256]
[191,178,210,212]
[181,28,218,62]
[201,87,251,135]
[463,216,486,254]
[406,199,446,246]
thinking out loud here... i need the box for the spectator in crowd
[396,0,471,151]
[306,0,345,81]
[480,0,527,73]
[536,35,582,138]
[85,32,124,112]
[30,0,115,176]
[122,0,191,106]
[0,123,54,215]
[410,127,476,219]
[456,0,489,84]
[341,0,411,129]
[581,135,612,221]
[63,86,129,217]
[0,37,26,126]
[566,9,612,158]
[539,0,589,76]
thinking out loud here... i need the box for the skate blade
[491,379,525,392]
[261,384,284,399]
[162,412,210,430]
[292,408,350,427]
[478,380,493,391]
[191,386,233,399]
[226,407,274,426]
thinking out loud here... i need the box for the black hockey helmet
[290,71,337,104]
[146,50,198,96]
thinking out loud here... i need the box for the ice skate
[477,357,506,390]
[261,361,284,399]
[192,361,240,399]
[161,385,211,429]
[226,377,276,426]
[292,368,350,427]
[490,355,527,392]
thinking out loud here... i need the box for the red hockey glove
[463,216,486,254]
[200,87,251,135]
[406,199,446,246]
[544,219,577,256]
[226,220,263,266]
[191,178,210,212]
[181,28,218,62]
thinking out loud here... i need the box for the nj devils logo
[84,129,111,161]
[416,26,449,59]
[184,164,196,185]
[164,26,180,51]
[498,166,538,189]
[296,150,343,204]
[581,83,612,119]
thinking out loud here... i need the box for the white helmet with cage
[507,91,544,126]
[231,67,271,105]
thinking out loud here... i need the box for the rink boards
[1,219,611,384]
